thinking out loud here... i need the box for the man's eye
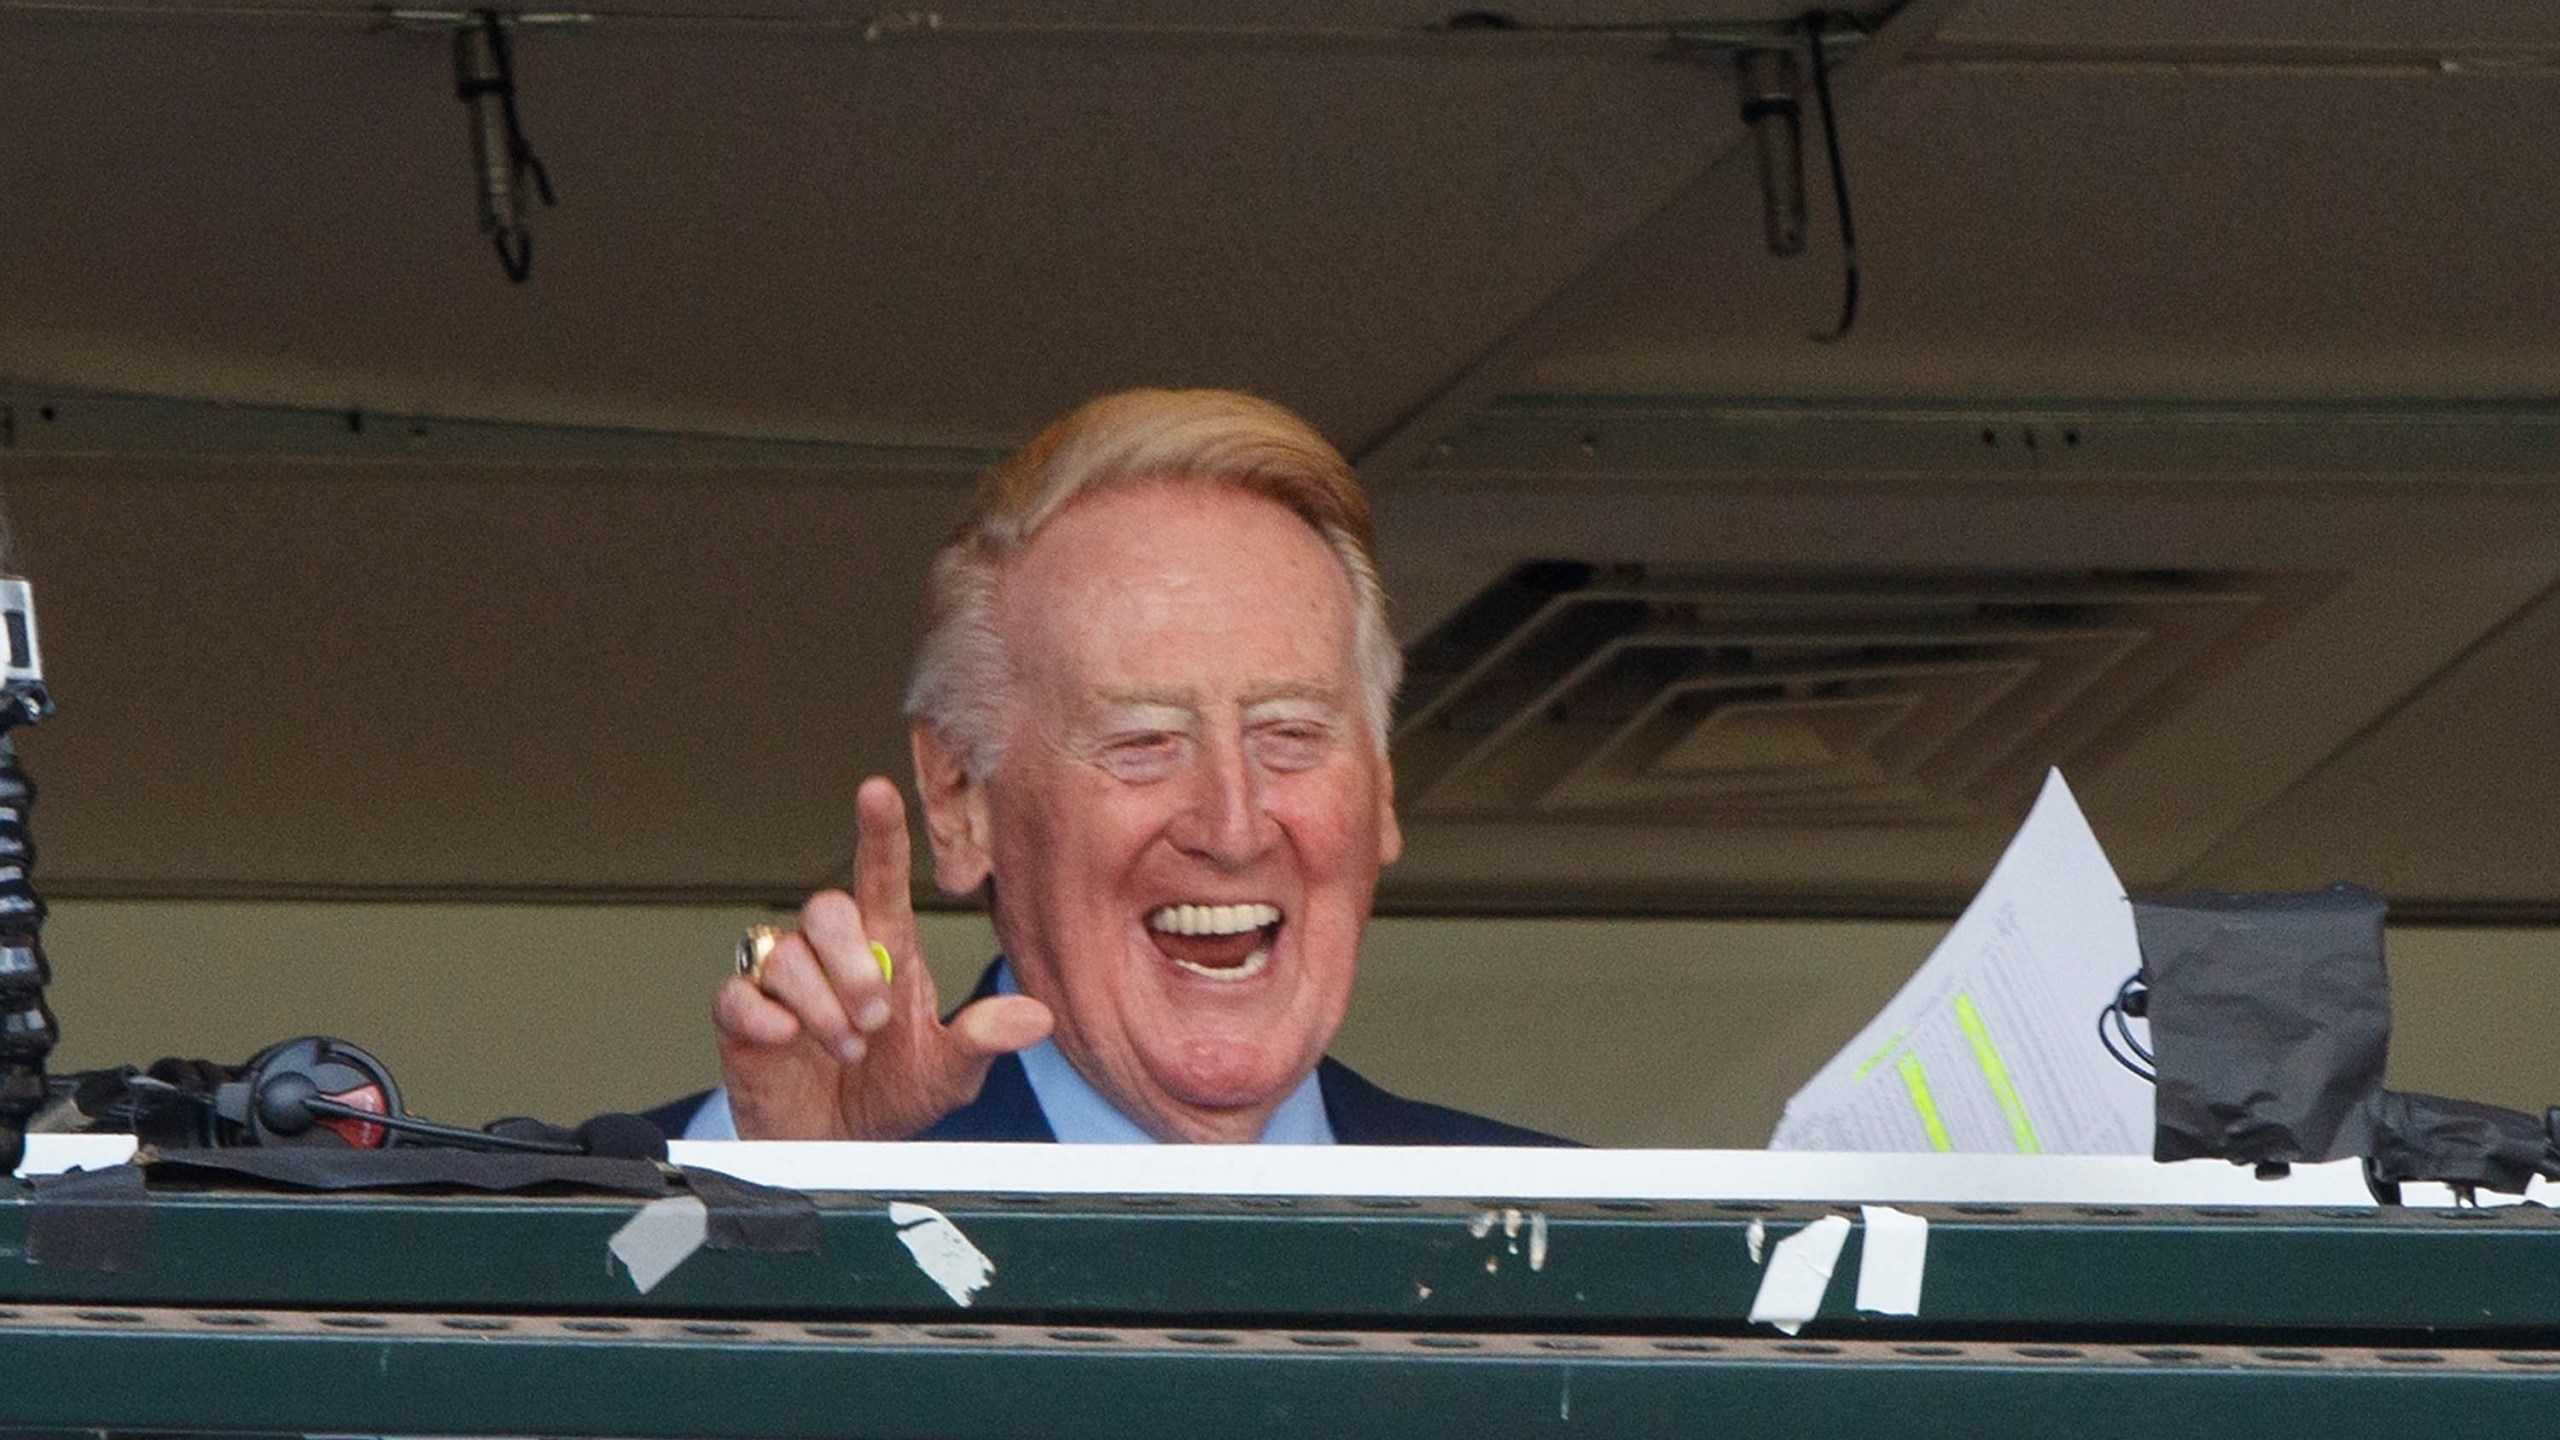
[1099,733,1185,781]
[1253,722,1335,771]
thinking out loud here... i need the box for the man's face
[922,480,1400,1141]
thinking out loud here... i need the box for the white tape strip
[1747,1214,1852,1336]
[889,1201,996,1307]
[608,1195,708,1295]
[1854,1204,1928,1316]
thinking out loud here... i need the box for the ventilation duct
[1396,563,2317,827]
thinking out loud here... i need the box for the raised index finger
[851,776,921,978]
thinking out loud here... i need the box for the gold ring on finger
[735,924,787,990]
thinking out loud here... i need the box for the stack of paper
[1771,770,2156,1155]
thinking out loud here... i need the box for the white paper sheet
[1771,769,2156,1156]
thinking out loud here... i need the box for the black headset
[69,1034,664,1159]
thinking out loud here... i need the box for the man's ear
[1376,752,1403,866]
[912,722,995,896]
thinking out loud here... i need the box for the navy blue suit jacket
[651,962,1571,1147]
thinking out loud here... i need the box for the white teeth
[1146,902,1281,936]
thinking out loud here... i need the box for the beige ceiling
[4,0,2558,920]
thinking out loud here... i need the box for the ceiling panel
[1940,0,2560,49]
[0,8,1723,449]
[1518,62,2560,401]
[2185,577,2560,908]
[1373,445,2560,912]
[5,1,2558,919]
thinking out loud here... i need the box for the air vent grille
[1395,564,2306,826]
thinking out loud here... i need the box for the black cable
[2097,973,2156,1084]
[2112,974,2155,1066]
[2097,1003,2154,1082]
[300,1095,584,1154]
[116,1068,586,1154]
[1801,9,1860,342]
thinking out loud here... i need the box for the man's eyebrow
[1087,683,1346,711]
[1095,688,1199,711]
[1242,681,1348,710]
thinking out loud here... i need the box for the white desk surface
[21,1133,2550,1208]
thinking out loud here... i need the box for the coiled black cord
[2097,972,2156,1084]
[0,686,58,1175]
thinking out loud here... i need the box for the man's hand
[714,777,1053,1139]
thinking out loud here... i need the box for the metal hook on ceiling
[453,11,557,285]
[1736,46,1808,258]
[1735,11,1864,342]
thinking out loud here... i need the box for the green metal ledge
[7,1183,2560,1337]
[0,1304,2555,1440]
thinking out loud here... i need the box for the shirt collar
[998,961,1334,1144]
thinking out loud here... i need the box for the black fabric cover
[27,1162,148,1271]
[2369,1091,2560,1196]
[684,1165,819,1253]
[143,1145,673,1196]
[2134,883,2391,1165]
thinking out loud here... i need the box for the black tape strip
[28,1163,148,1272]
[684,1166,819,1254]
[146,1147,672,1197]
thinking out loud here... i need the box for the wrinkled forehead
[992,482,1364,700]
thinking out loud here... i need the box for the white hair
[905,388,1400,776]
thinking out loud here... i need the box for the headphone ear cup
[237,1036,404,1148]
[206,1037,298,1144]
[236,1037,293,1075]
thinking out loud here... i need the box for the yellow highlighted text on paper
[1896,1053,1954,1152]
[1955,992,2042,1154]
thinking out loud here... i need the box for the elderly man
[653,389,1561,1145]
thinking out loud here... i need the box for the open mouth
[1145,902,1282,981]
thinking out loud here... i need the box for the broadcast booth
[10,692,2560,1434]
[10,1,2560,1435]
